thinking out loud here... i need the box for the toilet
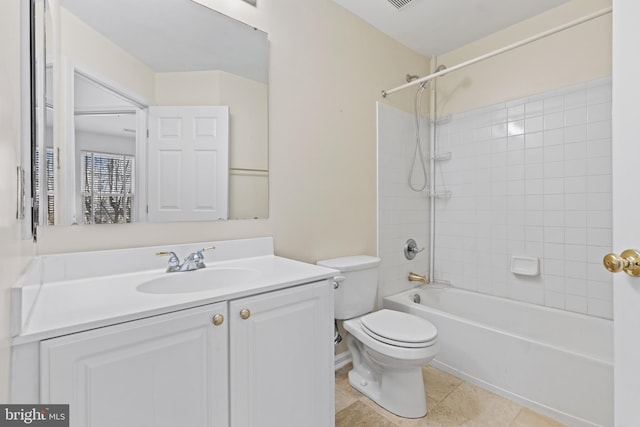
[317,255,439,418]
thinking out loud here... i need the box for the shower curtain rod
[381,6,612,98]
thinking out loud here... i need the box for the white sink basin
[137,267,261,294]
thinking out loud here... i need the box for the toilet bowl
[343,309,439,418]
[316,256,439,418]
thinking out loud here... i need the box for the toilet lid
[360,309,437,348]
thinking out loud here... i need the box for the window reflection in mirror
[33,0,269,227]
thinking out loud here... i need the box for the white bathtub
[384,286,613,427]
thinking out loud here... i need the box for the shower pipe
[381,6,612,98]
[428,60,437,283]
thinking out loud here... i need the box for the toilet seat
[360,309,437,348]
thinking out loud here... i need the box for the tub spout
[408,272,429,284]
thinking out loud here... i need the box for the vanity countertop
[12,238,338,344]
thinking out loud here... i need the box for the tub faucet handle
[404,239,425,260]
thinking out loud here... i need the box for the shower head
[435,64,447,75]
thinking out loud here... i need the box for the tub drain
[412,293,421,304]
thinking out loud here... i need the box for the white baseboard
[334,351,352,371]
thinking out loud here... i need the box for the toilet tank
[316,255,381,320]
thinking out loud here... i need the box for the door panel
[147,106,229,222]
[612,1,640,425]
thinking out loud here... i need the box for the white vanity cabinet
[40,302,230,427]
[230,281,334,427]
[38,280,334,427]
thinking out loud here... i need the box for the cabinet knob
[212,314,224,326]
[603,249,640,277]
[239,308,251,320]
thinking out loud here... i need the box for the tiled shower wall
[433,77,613,319]
[377,102,430,302]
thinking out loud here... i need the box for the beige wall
[36,0,429,261]
[155,70,269,219]
[0,0,35,401]
[436,0,612,117]
[155,71,269,171]
[54,7,156,223]
[60,8,156,101]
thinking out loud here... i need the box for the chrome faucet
[156,246,215,272]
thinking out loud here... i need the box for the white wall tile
[544,194,565,210]
[565,277,588,296]
[525,100,544,117]
[563,89,587,108]
[545,274,565,292]
[586,157,611,175]
[587,84,612,104]
[565,228,587,245]
[545,290,565,309]
[544,211,564,227]
[379,78,612,319]
[565,193,587,211]
[587,174,612,193]
[565,294,588,314]
[587,210,611,229]
[588,121,612,140]
[544,146,564,165]
[587,139,611,158]
[508,104,526,121]
[565,261,588,280]
[525,131,544,148]
[565,211,587,228]
[564,125,587,144]
[588,298,613,319]
[546,261,567,282]
[564,142,587,160]
[588,279,613,301]
[545,243,565,260]
[565,244,587,262]
[544,161,564,178]
[525,116,544,133]
[587,102,611,122]
[526,147,544,164]
[544,95,564,113]
[564,107,588,126]
[587,228,612,246]
[544,112,564,130]
[544,129,564,147]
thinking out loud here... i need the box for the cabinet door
[40,303,228,427]
[230,281,334,427]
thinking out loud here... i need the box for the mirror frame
[27,0,37,240]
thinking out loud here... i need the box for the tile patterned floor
[335,364,567,427]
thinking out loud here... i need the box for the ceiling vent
[387,0,414,10]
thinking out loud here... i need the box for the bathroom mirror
[33,0,268,227]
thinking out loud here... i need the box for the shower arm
[381,7,612,98]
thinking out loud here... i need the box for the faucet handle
[156,251,180,272]
[404,239,425,260]
[194,246,216,268]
